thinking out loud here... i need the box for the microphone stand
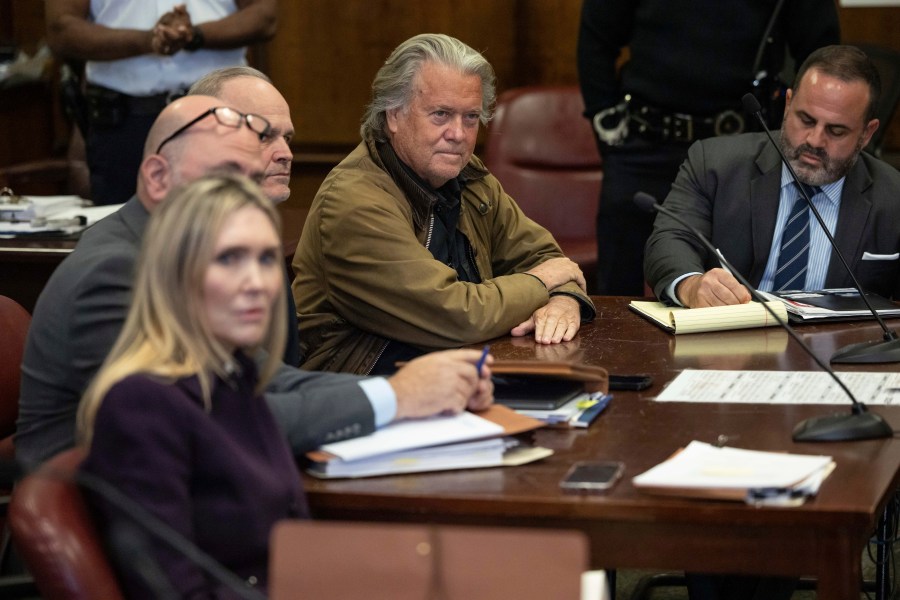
[742,93,900,364]
[635,192,892,442]
[106,520,180,600]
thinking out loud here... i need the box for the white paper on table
[655,369,900,405]
[0,195,83,220]
[51,203,123,226]
[319,411,504,461]
[632,441,834,491]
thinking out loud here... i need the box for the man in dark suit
[645,45,900,308]
[16,94,493,466]
[189,66,301,366]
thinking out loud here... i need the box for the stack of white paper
[306,407,551,479]
[0,195,84,221]
[632,441,834,504]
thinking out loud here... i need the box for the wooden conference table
[302,296,900,600]
[0,236,76,312]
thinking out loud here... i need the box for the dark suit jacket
[645,132,900,300]
[17,197,374,465]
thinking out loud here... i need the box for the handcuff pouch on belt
[593,94,746,146]
[592,97,630,146]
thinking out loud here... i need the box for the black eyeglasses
[155,106,272,154]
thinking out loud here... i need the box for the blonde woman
[78,173,304,599]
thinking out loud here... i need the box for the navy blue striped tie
[773,184,820,292]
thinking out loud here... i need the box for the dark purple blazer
[81,353,307,599]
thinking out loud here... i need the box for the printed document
[656,369,900,405]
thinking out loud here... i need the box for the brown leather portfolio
[492,359,609,394]
[269,520,588,600]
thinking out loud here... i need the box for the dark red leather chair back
[0,295,30,462]
[9,447,124,600]
[483,86,602,283]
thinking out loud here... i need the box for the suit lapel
[827,158,874,285]
[748,142,783,285]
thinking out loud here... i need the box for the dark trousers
[86,112,158,206]
[595,138,689,295]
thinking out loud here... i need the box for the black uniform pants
[595,138,690,296]
[86,111,158,206]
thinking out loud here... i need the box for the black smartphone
[559,461,624,491]
[609,374,653,391]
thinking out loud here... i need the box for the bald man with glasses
[17,95,494,466]
[154,105,273,154]
[18,95,267,464]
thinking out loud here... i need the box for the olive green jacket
[292,138,595,374]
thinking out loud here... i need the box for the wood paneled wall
[3,1,899,201]
[0,0,65,167]
[270,0,585,207]
[270,0,522,148]
[268,1,900,210]
[840,6,900,156]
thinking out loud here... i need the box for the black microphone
[742,92,900,364]
[635,191,892,442]
[4,457,267,600]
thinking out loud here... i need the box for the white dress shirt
[86,0,245,96]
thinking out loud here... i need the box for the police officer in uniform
[45,0,278,205]
[577,0,840,296]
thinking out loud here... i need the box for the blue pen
[475,345,490,374]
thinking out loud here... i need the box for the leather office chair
[483,85,602,290]
[0,294,29,543]
[0,295,29,464]
[270,520,608,600]
[8,447,125,600]
[0,295,37,598]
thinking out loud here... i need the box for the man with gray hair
[18,94,495,466]
[188,66,300,364]
[293,33,596,375]
[189,66,294,204]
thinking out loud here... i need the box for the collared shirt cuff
[358,377,397,428]
[666,272,702,307]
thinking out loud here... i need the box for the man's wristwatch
[184,26,205,52]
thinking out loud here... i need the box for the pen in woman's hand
[476,345,490,375]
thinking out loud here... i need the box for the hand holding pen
[470,345,494,411]
[389,348,495,419]
[476,345,490,376]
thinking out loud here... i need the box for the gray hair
[360,33,496,142]
[188,66,272,97]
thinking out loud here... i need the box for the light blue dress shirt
[757,165,844,292]
[87,0,246,95]
[359,377,398,427]
[666,164,845,304]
